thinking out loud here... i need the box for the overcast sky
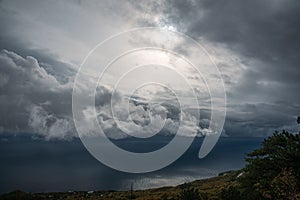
[0,0,300,139]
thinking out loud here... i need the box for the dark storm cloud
[0,0,299,138]
[225,102,300,137]
[157,0,300,136]
[164,0,300,61]
[162,0,300,91]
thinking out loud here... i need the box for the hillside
[0,171,241,200]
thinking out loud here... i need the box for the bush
[177,187,204,200]
[220,186,241,200]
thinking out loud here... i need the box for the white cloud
[0,49,74,139]
[0,49,214,140]
[28,105,73,140]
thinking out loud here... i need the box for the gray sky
[0,0,299,139]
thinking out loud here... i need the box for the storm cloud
[0,49,74,139]
[0,49,208,139]
[157,0,300,136]
[0,0,299,139]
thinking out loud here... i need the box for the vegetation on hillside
[240,131,300,199]
[220,117,300,200]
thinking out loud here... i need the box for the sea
[0,134,263,194]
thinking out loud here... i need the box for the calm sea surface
[0,135,263,194]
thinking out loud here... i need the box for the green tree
[240,125,300,199]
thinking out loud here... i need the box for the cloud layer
[0,0,299,139]
[0,49,209,139]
